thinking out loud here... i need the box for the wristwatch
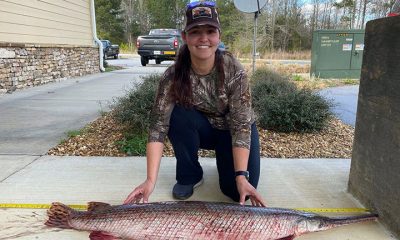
[235,171,250,180]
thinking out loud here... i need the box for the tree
[95,0,124,43]
[94,0,394,55]
[359,0,370,28]
[143,0,187,31]
[333,0,356,28]
[216,0,246,48]
[369,0,395,18]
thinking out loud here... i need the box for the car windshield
[149,29,180,36]
[101,41,107,47]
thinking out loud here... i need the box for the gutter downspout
[90,0,105,72]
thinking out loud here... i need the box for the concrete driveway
[0,66,166,155]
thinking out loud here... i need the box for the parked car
[136,29,183,66]
[388,0,400,16]
[101,40,119,59]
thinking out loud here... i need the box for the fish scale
[45,201,378,240]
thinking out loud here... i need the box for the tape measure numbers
[0,203,368,213]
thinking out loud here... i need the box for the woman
[124,1,266,207]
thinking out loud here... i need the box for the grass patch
[292,74,304,82]
[241,60,360,90]
[235,50,311,60]
[59,128,86,144]
[105,65,124,72]
[343,79,359,85]
[116,133,147,156]
[66,129,84,138]
[292,77,360,90]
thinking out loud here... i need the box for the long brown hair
[170,44,225,108]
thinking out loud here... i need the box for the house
[0,0,103,94]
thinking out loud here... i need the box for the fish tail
[326,213,378,227]
[45,202,77,229]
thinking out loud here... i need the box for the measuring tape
[0,203,87,210]
[0,203,368,213]
[294,208,369,213]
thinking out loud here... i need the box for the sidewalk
[0,69,396,239]
[0,156,395,239]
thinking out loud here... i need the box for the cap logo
[192,6,212,19]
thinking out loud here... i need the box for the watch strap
[235,171,249,180]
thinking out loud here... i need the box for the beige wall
[0,0,94,46]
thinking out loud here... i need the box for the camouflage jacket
[148,53,255,149]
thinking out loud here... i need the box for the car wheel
[114,55,118,59]
[155,59,161,64]
[140,56,148,66]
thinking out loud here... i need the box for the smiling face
[182,25,220,64]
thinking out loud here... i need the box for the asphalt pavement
[0,58,395,239]
[319,85,359,127]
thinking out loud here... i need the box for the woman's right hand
[123,179,155,204]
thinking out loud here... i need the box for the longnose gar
[45,201,377,240]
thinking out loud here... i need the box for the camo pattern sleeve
[224,56,254,149]
[147,67,175,143]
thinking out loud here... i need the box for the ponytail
[170,44,193,107]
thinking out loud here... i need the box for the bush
[119,42,137,54]
[115,132,147,156]
[251,69,297,97]
[111,74,161,155]
[112,74,160,134]
[251,68,332,132]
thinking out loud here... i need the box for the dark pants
[167,105,261,202]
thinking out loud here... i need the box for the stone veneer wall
[0,43,100,94]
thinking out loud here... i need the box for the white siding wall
[0,0,94,46]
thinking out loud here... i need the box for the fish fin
[89,231,118,240]
[87,202,112,212]
[45,202,76,229]
[277,236,295,240]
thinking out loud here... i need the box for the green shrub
[119,42,137,53]
[112,74,160,135]
[251,68,332,132]
[111,74,161,155]
[251,69,297,97]
[116,132,147,156]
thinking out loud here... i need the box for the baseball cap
[184,1,221,32]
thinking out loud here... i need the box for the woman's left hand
[236,176,266,207]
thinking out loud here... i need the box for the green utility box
[311,29,365,79]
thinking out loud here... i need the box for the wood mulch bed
[48,114,354,159]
